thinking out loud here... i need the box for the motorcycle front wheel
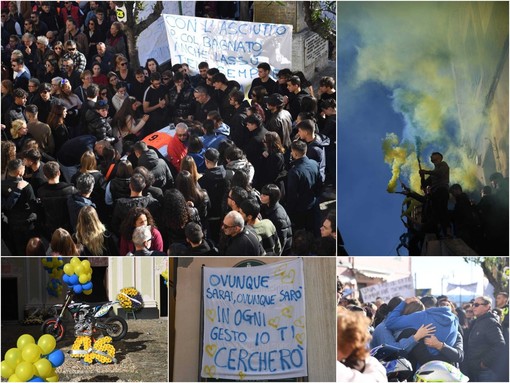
[41,318,66,341]
[102,316,128,341]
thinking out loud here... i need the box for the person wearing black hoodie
[260,184,292,256]
[133,141,173,190]
[198,148,227,244]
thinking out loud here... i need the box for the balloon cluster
[41,257,64,297]
[62,258,93,295]
[1,334,64,382]
[117,287,143,311]
[71,336,116,364]
[161,270,169,287]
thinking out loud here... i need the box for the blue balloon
[73,284,83,294]
[82,282,93,290]
[69,274,79,285]
[47,349,65,367]
[29,377,45,382]
[62,274,70,284]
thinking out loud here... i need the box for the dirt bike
[41,290,128,342]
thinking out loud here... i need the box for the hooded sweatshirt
[385,301,458,355]
[138,148,174,189]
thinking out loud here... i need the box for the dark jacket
[38,181,77,234]
[137,149,174,189]
[198,165,227,219]
[261,202,293,255]
[167,83,194,121]
[286,156,321,215]
[466,311,506,378]
[229,100,250,149]
[85,109,113,140]
[109,177,131,202]
[223,227,266,256]
[1,176,38,227]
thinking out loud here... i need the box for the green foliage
[465,257,509,294]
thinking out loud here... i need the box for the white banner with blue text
[163,14,293,88]
[201,258,307,380]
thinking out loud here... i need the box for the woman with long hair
[91,62,108,86]
[162,188,198,246]
[176,170,209,225]
[111,96,148,142]
[84,17,102,60]
[46,103,69,154]
[119,207,164,255]
[48,228,81,256]
[260,131,286,197]
[75,206,116,256]
[105,21,127,58]
[1,141,16,180]
[1,79,14,118]
[180,155,202,185]
[144,58,161,77]
[70,150,106,204]
[51,41,65,68]
[106,71,118,100]
[99,145,121,183]
[105,159,133,205]
[111,80,129,113]
[42,59,58,84]
[250,85,268,123]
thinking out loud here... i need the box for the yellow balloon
[4,348,22,369]
[81,260,91,272]
[70,257,81,267]
[34,358,53,379]
[63,264,74,276]
[37,335,56,355]
[83,289,93,295]
[15,361,34,381]
[74,265,84,276]
[21,344,41,364]
[78,274,89,284]
[46,372,59,382]
[1,360,14,379]
[16,334,35,351]
[8,373,21,382]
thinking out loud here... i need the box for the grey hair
[226,211,244,230]
[132,225,152,246]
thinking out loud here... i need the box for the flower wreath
[117,287,144,311]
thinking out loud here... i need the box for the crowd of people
[1,1,337,256]
[337,280,509,382]
[399,152,509,256]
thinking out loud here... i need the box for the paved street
[1,319,169,382]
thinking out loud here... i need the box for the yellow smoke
[346,1,509,192]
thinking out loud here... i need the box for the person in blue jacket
[385,297,459,357]
[371,296,436,352]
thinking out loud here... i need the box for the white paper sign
[163,14,293,88]
[136,2,196,67]
[359,275,415,303]
[201,258,307,380]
